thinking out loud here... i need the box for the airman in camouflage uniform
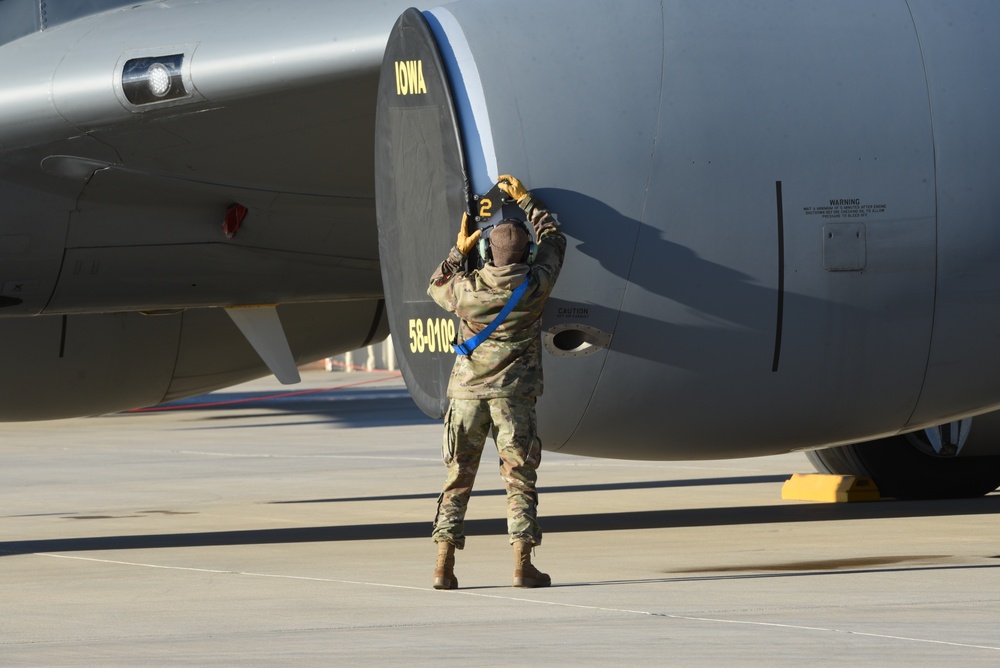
[428,174,566,590]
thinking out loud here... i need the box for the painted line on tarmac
[31,552,1000,653]
[35,553,430,592]
[449,590,1000,652]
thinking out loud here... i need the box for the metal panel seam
[900,0,941,431]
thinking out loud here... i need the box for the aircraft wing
[0,0,421,417]
[0,0,429,314]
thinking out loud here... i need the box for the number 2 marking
[479,198,493,219]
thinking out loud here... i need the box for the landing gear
[806,434,1000,500]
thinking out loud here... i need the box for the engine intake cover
[375,8,468,418]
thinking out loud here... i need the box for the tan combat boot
[433,541,458,590]
[513,541,551,588]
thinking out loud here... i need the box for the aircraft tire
[806,436,1000,500]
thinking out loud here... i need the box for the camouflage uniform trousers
[432,396,543,549]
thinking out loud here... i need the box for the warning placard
[804,198,887,220]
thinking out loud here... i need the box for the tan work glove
[497,174,529,204]
[455,212,482,255]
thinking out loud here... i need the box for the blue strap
[453,278,531,356]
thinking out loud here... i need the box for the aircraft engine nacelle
[376,2,1000,460]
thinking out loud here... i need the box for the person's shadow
[535,187,816,372]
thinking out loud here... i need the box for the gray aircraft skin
[2,0,1000,499]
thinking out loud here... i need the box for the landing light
[146,63,172,98]
[121,55,187,105]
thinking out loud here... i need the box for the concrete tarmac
[2,370,999,666]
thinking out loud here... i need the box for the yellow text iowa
[395,60,427,96]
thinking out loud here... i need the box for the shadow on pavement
[268,475,791,504]
[3,495,999,556]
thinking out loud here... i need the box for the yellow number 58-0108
[408,317,457,354]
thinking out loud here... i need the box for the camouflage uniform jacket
[428,200,566,399]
